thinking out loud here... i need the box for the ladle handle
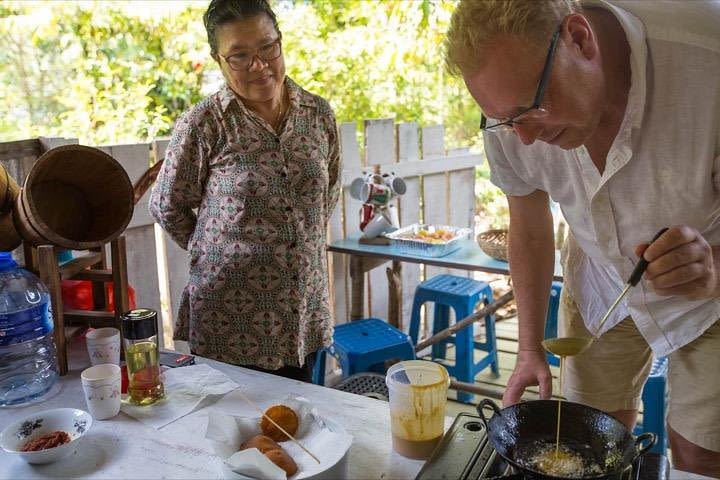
[627,228,669,286]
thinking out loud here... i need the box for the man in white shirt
[445,0,720,475]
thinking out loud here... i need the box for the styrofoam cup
[86,327,121,366]
[361,212,392,239]
[81,364,121,420]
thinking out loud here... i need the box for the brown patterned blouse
[149,78,342,369]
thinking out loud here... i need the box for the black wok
[477,399,655,480]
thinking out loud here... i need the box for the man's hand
[502,349,553,406]
[635,225,718,300]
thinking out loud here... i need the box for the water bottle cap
[0,252,18,272]
[121,308,158,340]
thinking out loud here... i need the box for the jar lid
[121,308,158,340]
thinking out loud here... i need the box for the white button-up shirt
[485,0,720,357]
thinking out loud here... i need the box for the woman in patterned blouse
[150,0,342,381]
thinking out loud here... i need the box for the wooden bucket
[13,145,134,250]
[0,163,22,251]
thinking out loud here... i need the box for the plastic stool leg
[642,378,667,455]
[312,348,327,386]
[453,304,475,404]
[409,296,424,345]
[432,304,450,360]
[484,314,499,376]
[545,282,562,367]
[481,287,499,376]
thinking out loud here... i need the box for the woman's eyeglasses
[481,27,561,133]
[221,38,282,72]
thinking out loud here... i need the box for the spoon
[542,228,668,357]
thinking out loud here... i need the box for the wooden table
[0,340,428,479]
[328,234,563,325]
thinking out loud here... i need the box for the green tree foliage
[0,1,207,144]
[1,0,506,222]
[0,0,480,150]
[281,0,480,147]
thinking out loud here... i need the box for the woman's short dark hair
[204,0,281,55]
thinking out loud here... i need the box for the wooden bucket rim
[0,163,20,214]
[20,144,134,249]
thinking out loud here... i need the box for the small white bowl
[0,408,93,464]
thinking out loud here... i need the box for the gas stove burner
[416,412,670,480]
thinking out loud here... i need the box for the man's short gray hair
[445,0,581,76]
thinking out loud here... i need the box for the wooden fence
[0,121,483,349]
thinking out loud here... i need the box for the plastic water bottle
[0,252,59,407]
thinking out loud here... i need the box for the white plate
[220,417,350,480]
[0,407,93,464]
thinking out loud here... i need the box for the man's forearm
[505,191,557,352]
[510,232,555,351]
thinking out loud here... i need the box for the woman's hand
[502,349,553,406]
[635,225,719,300]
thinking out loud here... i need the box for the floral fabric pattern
[150,78,341,369]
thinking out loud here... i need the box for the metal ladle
[542,228,668,357]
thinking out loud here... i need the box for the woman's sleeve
[325,111,343,222]
[149,111,212,249]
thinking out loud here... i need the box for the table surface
[329,234,563,280]
[0,340,709,480]
[0,339,427,479]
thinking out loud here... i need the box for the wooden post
[349,256,365,320]
[91,245,108,310]
[22,242,38,274]
[37,245,67,375]
[111,236,130,360]
[111,236,130,325]
[386,261,402,329]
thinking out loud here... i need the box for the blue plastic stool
[409,274,498,404]
[634,357,668,455]
[544,281,564,367]
[312,318,415,386]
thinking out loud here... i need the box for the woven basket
[477,229,509,262]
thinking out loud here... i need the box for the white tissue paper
[205,396,353,480]
[121,363,239,429]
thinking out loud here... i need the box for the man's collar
[584,0,647,130]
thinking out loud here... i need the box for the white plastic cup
[361,211,392,238]
[350,177,367,201]
[86,327,121,366]
[386,204,400,229]
[81,363,121,420]
[382,173,407,196]
[386,360,449,460]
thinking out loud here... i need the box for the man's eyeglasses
[480,27,561,133]
[221,38,282,72]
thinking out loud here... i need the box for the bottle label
[0,301,54,346]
